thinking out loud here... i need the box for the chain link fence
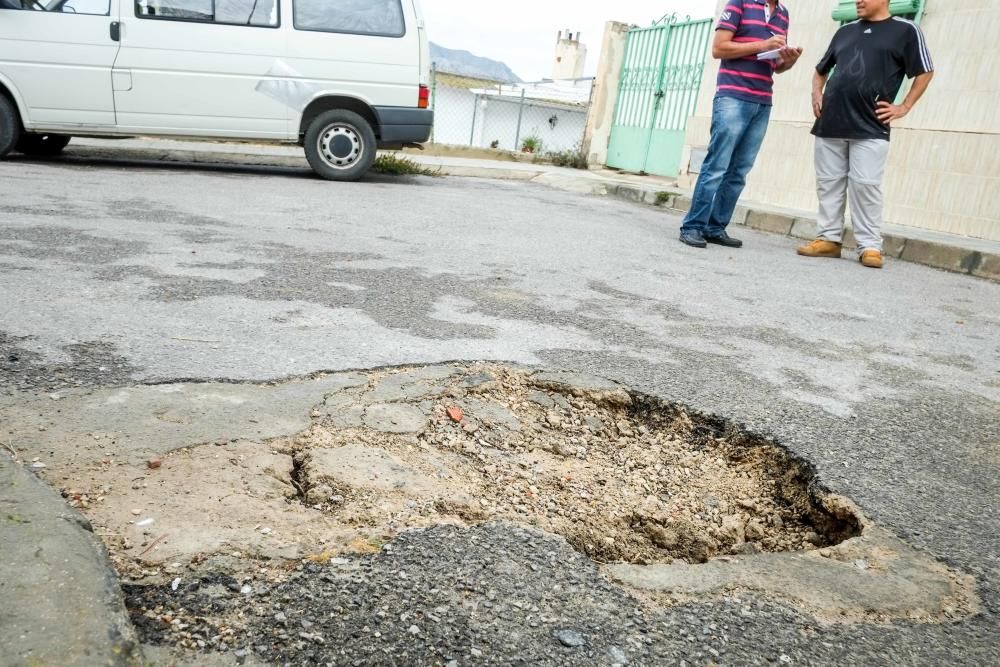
[428,69,594,161]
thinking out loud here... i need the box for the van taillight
[418,85,430,109]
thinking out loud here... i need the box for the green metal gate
[606,15,713,177]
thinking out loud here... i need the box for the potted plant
[521,136,541,154]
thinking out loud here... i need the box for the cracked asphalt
[0,155,998,666]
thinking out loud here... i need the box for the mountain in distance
[429,42,522,83]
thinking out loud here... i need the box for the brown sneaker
[860,249,884,269]
[797,239,842,258]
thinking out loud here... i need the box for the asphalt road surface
[1,154,997,666]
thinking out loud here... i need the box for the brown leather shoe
[797,239,842,258]
[860,249,884,269]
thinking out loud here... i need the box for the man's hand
[774,46,803,73]
[812,90,823,118]
[876,101,910,124]
[763,34,787,51]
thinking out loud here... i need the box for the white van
[0,0,432,180]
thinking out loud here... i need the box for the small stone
[131,509,142,516]
[608,646,628,664]
[745,519,767,541]
[447,406,464,423]
[274,612,287,622]
[528,391,556,409]
[463,422,480,434]
[556,629,586,648]
[147,457,162,470]
[545,412,562,427]
[461,372,496,390]
[408,625,420,636]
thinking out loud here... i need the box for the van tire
[17,133,71,156]
[0,95,21,159]
[304,109,377,181]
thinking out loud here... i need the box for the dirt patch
[277,364,859,566]
[45,364,862,578]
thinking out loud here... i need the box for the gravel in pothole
[279,363,859,566]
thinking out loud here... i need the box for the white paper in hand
[757,48,783,61]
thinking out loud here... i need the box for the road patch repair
[1,364,979,663]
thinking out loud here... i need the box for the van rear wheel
[304,109,377,181]
[0,95,21,159]
[17,133,71,156]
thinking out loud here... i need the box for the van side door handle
[110,21,121,42]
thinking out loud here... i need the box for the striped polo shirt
[715,0,790,105]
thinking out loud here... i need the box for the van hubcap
[318,124,363,170]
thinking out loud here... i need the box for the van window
[0,0,110,15]
[294,0,405,37]
[134,0,279,27]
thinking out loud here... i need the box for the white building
[554,30,587,80]
[431,73,593,154]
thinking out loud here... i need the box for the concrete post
[582,21,630,168]
[513,88,526,152]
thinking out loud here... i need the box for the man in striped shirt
[680,0,802,249]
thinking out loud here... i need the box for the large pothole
[283,364,860,566]
[12,363,975,636]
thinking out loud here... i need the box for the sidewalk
[65,138,1000,282]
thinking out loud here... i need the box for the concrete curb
[1,452,143,666]
[56,144,999,282]
[621,187,1000,283]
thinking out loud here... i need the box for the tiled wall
[680,0,1000,241]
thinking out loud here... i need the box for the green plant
[655,191,679,205]
[520,136,542,154]
[372,153,439,176]
[544,148,589,170]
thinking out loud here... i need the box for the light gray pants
[814,137,891,252]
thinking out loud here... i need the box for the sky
[421,0,718,81]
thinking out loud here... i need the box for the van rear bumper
[374,107,433,144]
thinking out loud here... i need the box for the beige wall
[583,21,630,166]
[679,0,1000,241]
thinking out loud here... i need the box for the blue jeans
[681,96,772,236]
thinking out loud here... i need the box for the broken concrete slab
[462,397,522,431]
[530,371,632,408]
[0,452,143,666]
[363,366,459,403]
[607,525,978,624]
[307,443,441,495]
[0,373,360,469]
[363,403,429,434]
[73,441,332,566]
[323,393,365,429]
